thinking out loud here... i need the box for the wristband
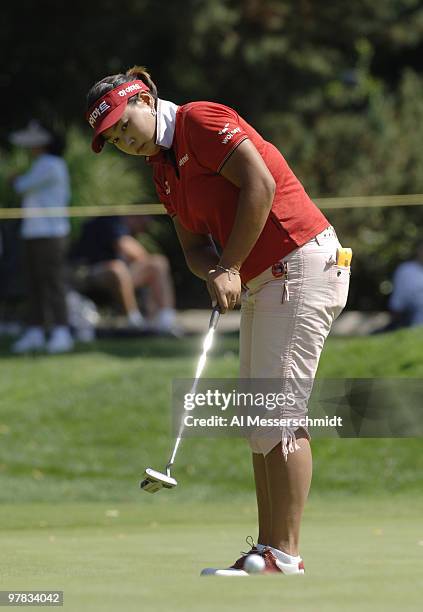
[216,264,241,281]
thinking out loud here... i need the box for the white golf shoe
[12,327,45,353]
[46,327,74,354]
[201,543,305,576]
[201,538,263,576]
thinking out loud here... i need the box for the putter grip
[209,305,221,330]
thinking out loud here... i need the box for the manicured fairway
[1,330,422,610]
[1,332,422,504]
[0,495,422,612]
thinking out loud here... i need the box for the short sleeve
[185,103,248,173]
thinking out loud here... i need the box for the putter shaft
[140,306,220,493]
[166,306,220,473]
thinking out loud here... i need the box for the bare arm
[204,138,275,312]
[218,139,276,271]
[172,140,276,312]
[173,218,219,280]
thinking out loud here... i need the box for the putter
[140,305,221,493]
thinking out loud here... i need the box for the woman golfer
[86,66,350,575]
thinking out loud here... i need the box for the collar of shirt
[155,98,179,149]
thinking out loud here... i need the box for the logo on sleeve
[218,122,241,144]
[164,180,171,195]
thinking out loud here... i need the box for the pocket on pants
[328,265,350,319]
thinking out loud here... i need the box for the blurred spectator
[9,121,74,353]
[71,215,179,334]
[389,241,423,327]
[0,220,25,336]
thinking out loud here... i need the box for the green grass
[0,329,422,610]
[0,328,423,502]
[0,496,422,612]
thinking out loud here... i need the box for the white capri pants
[240,226,350,458]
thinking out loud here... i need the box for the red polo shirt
[146,101,329,283]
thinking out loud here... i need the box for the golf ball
[244,554,266,574]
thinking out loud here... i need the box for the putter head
[140,468,178,494]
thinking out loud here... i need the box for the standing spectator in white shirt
[9,121,74,353]
[389,241,423,327]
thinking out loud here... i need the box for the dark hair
[86,65,158,110]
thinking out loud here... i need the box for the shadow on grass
[0,332,239,360]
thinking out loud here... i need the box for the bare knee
[148,254,170,275]
[95,260,130,289]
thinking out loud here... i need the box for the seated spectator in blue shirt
[71,215,178,333]
[389,241,423,327]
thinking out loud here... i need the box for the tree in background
[2,0,423,309]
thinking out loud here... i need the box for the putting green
[0,495,421,611]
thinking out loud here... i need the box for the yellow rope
[0,194,422,219]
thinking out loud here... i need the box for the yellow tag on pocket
[336,247,353,267]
